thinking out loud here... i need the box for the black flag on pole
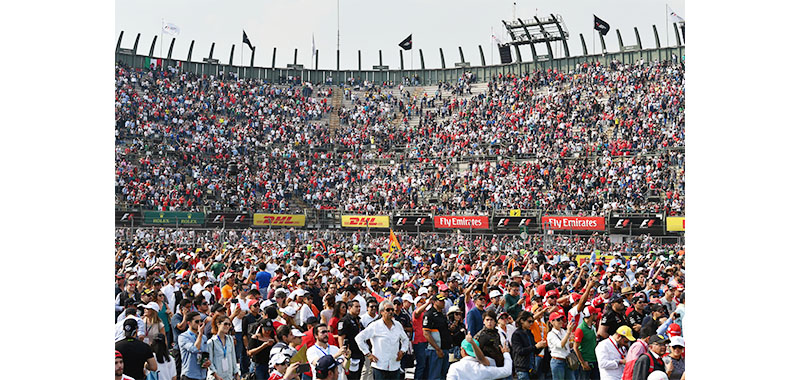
[593,15,610,36]
[243,30,254,50]
[399,34,412,50]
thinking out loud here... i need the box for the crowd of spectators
[116,58,684,215]
[115,227,685,380]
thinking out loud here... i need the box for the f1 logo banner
[393,215,434,232]
[541,216,606,231]
[433,216,490,230]
[115,211,141,226]
[253,213,306,227]
[207,212,250,228]
[493,216,536,233]
[608,213,665,235]
[341,215,390,228]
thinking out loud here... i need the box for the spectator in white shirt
[547,311,577,380]
[115,307,146,342]
[355,300,410,380]
[446,333,512,380]
[595,326,636,380]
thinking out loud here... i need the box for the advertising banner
[142,211,205,226]
[433,216,490,230]
[666,217,685,232]
[341,215,390,228]
[492,216,537,233]
[576,255,618,265]
[252,213,306,227]
[393,215,434,232]
[608,213,664,235]
[115,211,141,226]
[541,216,606,231]
[206,212,250,228]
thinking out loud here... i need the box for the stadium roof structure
[115,20,684,86]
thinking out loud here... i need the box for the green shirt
[504,294,522,320]
[576,320,597,363]
[209,262,225,277]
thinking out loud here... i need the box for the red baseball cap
[542,273,552,281]
[591,296,605,308]
[595,260,604,266]
[548,311,566,321]
[667,323,682,337]
[546,289,559,298]
[569,293,581,304]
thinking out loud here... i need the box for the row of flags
[594,6,684,36]
[160,6,684,59]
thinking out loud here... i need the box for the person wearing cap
[289,289,315,328]
[662,337,684,380]
[143,301,167,344]
[266,353,301,380]
[355,299,411,380]
[597,295,629,341]
[117,277,142,320]
[485,289,504,315]
[475,310,505,370]
[572,308,599,380]
[626,295,648,339]
[337,300,365,380]
[116,307,147,342]
[631,334,668,380]
[391,297,414,369]
[446,333,513,380]
[116,350,136,380]
[547,310,577,380]
[595,325,635,380]
[466,290,487,336]
[411,295,433,380]
[270,325,303,361]
[639,304,666,339]
[423,293,454,380]
[313,355,344,380]
[116,319,159,380]
[447,305,467,360]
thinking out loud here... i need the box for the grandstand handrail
[115,23,684,86]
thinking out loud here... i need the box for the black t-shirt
[242,313,261,336]
[247,335,274,364]
[338,313,364,359]
[600,310,628,339]
[115,338,154,380]
[627,310,646,338]
[423,308,452,350]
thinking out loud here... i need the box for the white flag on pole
[491,33,503,45]
[162,23,180,36]
[667,5,684,24]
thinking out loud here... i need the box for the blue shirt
[178,330,208,379]
[255,271,272,290]
[466,307,484,336]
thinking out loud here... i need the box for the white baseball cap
[418,287,429,295]
[669,336,685,347]
[290,328,305,337]
[489,290,503,299]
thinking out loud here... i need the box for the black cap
[648,334,670,345]
[315,355,343,378]
[123,319,138,337]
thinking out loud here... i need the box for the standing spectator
[474,310,504,368]
[594,326,634,380]
[423,294,453,380]
[447,306,467,360]
[412,296,433,380]
[143,302,166,344]
[504,283,525,320]
[256,263,272,299]
[116,307,146,342]
[150,333,178,380]
[178,311,210,380]
[446,333,513,380]
[626,296,647,339]
[270,325,303,361]
[663,337,684,380]
[337,300,365,380]
[547,311,576,380]
[510,310,542,380]
[598,295,628,340]
[207,315,240,380]
[355,300,411,380]
[247,321,277,380]
[573,309,599,380]
[639,304,665,339]
[116,319,159,380]
[328,301,348,342]
[171,299,193,345]
[466,291,486,336]
[307,323,348,380]
[267,354,301,380]
[631,335,669,380]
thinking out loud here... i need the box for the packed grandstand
[115,42,686,380]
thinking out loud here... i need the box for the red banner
[541,216,606,231]
[434,216,490,229]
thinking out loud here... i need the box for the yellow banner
[576,255,617,265]
[341,215,390,228]
[666,217,685,232]
[510,209,521,217]
[252,213,306,227]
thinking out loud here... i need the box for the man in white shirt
[307,323,349,380]
[360,299,380,328]
[446,334,512,380]
[595,325,636,380]
[289,289,315,327]
[354,300,411,380]
[115,307,146,342]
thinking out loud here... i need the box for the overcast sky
[116,0,684,70]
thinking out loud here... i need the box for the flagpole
[491,27,494,65]
[160,18,164,59]
[666,4,669,47]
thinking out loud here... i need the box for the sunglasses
[384,308,395,312]
[318,330,329,334]
[191,319,201,324]
[221,322,233,326]
[553,318,565,322]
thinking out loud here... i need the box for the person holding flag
[386,230,402,261]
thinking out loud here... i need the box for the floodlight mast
[501,14,570,60]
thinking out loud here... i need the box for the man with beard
[597,295,628,341]
[337,300,365,380]
[626,295,647,339]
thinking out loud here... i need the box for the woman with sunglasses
[207,316,241,380]
[547,312,577,380]
[154,292,173,346]
[143,302,167,345]
[511,311,542,380]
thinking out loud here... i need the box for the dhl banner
[252,213,306,227]
[666,217,685,232]
[341,215,390,228]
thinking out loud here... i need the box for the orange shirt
[221,284,233,300]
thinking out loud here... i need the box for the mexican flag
[144,57,163,69]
